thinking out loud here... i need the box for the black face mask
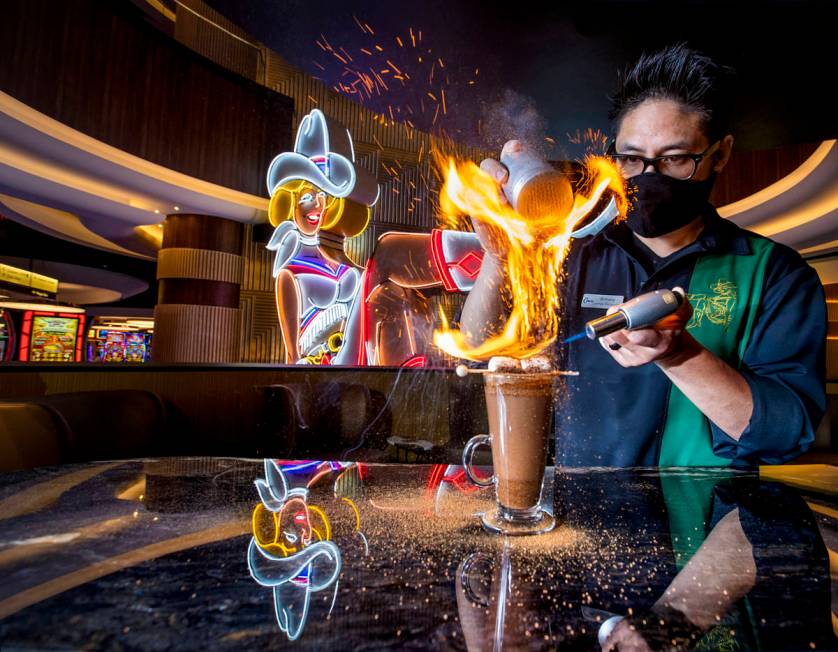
[626,172,716,238]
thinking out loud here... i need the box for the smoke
[478,89,550,157]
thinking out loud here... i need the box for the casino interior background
[0,0,836,466]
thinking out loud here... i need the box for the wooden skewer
[455,365,487,377]
[454,365,578,378]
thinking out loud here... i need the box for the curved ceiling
[0,256,149,305]
[0,91,269,258]
[0,193,151,259]
[719,140,838,252]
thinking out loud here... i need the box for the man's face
[614,98,718,181]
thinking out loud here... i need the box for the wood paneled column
[153,214,243,362]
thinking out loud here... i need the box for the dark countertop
[0,459,835,651]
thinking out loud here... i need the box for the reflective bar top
[0,459,835,650]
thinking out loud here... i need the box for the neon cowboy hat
[266,109,380,207]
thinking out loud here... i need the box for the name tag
[581,293,624,310]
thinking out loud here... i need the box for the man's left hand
[600,287,697,368]
[601,618,653,652]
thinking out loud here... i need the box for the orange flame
[433,154,627,361]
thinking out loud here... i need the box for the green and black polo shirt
[557,206,826,467]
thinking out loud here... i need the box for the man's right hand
[459,140,522,343]
[475,140,524,261]
[478,139,524,194]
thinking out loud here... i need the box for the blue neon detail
[300,306,319,328]
[281,461,323,473]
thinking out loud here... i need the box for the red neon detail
[444,468,469,484]
[286,263,345,279]
[357,258,375,365]
[442,468,481,494]
[75,315,85,362]
[425,464,447,494]
[307,468,332,488]
[450,250,483,278]
[19,311,32,361]
[356,463,366,480]
[401,355,426,368]
[430,229,458,292]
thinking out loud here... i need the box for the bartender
[463,44,826,466]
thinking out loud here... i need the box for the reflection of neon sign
[427,463,481,495]
[247,459,365,641]
[280,460,352,475]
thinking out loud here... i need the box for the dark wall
[207,0,838,152]
[0,0,293,196]
[710,142,821,208]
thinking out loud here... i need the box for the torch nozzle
[584,288,684,340]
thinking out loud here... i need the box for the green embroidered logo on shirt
[687,279,737,330]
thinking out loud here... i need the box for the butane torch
[564,289,685,344]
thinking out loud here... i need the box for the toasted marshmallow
[487,356,522,372]
[521,355,553,373]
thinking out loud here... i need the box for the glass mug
[462,371,556,535]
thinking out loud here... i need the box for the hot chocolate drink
[461,358,561,534]
[483,371,554,513]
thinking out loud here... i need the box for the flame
[433,154,627,361]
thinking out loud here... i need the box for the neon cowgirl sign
[266,109,485,366]
[247,460,367,641]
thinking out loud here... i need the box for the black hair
[609,43,736,142]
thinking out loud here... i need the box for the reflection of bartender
[454,473,833,651]
[462,44,826,466]
[595,475,833,651]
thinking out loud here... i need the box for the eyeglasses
[611,141,720,180]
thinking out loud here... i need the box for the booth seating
[0,402,66,472]
[0,390,166,472]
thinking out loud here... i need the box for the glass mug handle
[462,434,494,487]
